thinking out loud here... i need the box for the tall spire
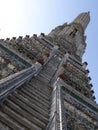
[72,12,90,31]
[48,12,90,61]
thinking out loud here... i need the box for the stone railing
[46,79,67,130]
[0,62,42,104]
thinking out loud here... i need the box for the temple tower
[0,12,98,130]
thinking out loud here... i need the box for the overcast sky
[0,0,98,103]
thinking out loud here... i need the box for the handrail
[46,84,67,130]
[46,86,57,130]
[48,53,68,86]
[46,54,68,130]
[0,65,38,103]
[43,45,59,67]
[46,112,56,130]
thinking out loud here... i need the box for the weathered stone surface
[0,12,98,130]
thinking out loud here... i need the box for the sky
[0,0,98,102]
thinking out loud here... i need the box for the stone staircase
[0,55,61,130]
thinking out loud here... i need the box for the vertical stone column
[49,78,67,130]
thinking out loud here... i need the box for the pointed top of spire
[72,12,90,31]
[87,11,90,14]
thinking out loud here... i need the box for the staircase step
[0,121,12,130]
[0,54,61,130]
[13,92,49,117]
[17,88,50,108]
[8,95,48,124]
[29,78,51,94]
[15,90,49,112]
[0,111,25,130]
[1,105,42,130]
[4,99,47,129]
[25,83,50,100]
[18,87,50,106]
